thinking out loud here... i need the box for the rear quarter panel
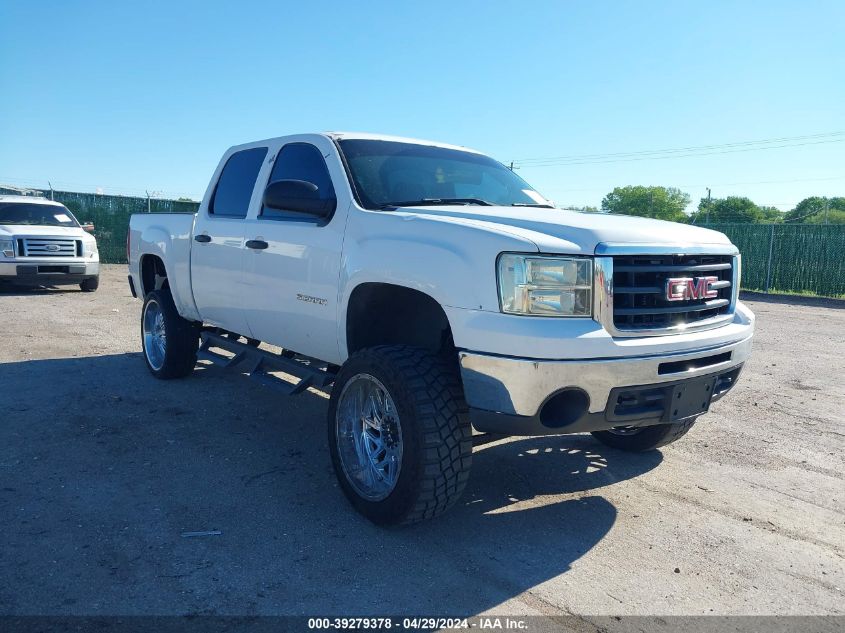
[128,213,200,321]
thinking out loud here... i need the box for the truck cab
[128,132,754,525]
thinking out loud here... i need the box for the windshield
[337,139,551,209]
[0,202,80,227]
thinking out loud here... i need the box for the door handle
[245,239,269,250]
[194,234,211,243]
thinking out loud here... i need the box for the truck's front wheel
[141,289,199,379]
[591,418,697,452]
[328,346,472,526]
[79,276,99,292]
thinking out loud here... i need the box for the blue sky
[1,1,843,212]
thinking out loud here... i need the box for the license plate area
[668,376,716,421]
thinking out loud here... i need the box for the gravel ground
[0,265,842,617]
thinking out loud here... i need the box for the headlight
[84,239,98,257]
[0,238,14,258]
[498,254,592,317]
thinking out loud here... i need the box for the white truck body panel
[127,212,198,320]
[236,134,350,363]
[378,204,733,256]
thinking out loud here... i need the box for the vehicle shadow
[0,284,82,296]
[0,353,662,617]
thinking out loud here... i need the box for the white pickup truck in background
[127,132,754,525]
[1,195,100,291]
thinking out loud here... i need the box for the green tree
[785,196,845,224]
[691,196,762,223]
[567,204,600,213]
[600,186,690,222]
[758,206,784,223]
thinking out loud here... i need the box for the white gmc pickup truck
[128,132,754,525]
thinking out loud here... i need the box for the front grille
[611,254,734,332]
[19,237,80,257]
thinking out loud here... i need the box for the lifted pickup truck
[1,195,99,291]
[128,132,754,525]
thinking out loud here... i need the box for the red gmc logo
[665,276,719,301]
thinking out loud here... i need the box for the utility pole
[48,181,54,201]
[145,190,151,213]
[824,198,829,224]
[706,188,711,224]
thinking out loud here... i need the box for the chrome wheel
[335,374,403,501]
[142,298,167,371]
[606,425,643,436]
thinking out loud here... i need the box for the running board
[197,332,336,396]
[472,432,508,447]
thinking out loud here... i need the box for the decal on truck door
[296,293,328,306]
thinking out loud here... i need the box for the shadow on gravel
[0,284,82,295]
[740,290,844,309]
[0,353,663,616]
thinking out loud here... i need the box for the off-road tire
[328,345,473,526]
[141,288,199,379]
[591,418,698,452]
[80,276,99,292]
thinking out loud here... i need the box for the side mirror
[262,179,336,218]
[81,223,95,233]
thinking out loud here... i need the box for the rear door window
[210,147,268,218]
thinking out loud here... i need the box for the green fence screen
[703,224,844,297]
[4,188,843,297]
[31,190,199,264]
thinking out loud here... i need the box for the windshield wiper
[511,203,555,208]
[379,198,493,209]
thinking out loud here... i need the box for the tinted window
[0,202,79,227]
[337,139,550,210]
[210,147,268,217]
[261,143,336,220]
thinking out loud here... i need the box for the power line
[513,131,844,163]
[512,132,845,167]
[516,138,844,167]
[543,174,845,194]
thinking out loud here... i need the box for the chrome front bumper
[459,334,752,421]
[0,260,99,283]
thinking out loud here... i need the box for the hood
[0,224,88,238]
[391,206,732,254]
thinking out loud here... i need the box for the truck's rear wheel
[328,345,472,526]
[591,418,697,452]
[141,289,199,379]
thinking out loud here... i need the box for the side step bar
[197,332,337,396]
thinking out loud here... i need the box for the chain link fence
[54,191,199,263]
[0,187,199,264]
[702,224,844,297]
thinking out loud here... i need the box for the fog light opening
[539,388,590,428]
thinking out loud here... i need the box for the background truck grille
[19,238,81,257]
[611,254,734,332]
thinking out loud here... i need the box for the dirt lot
[0,265,842,617]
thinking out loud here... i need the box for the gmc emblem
[665,276,719,301]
